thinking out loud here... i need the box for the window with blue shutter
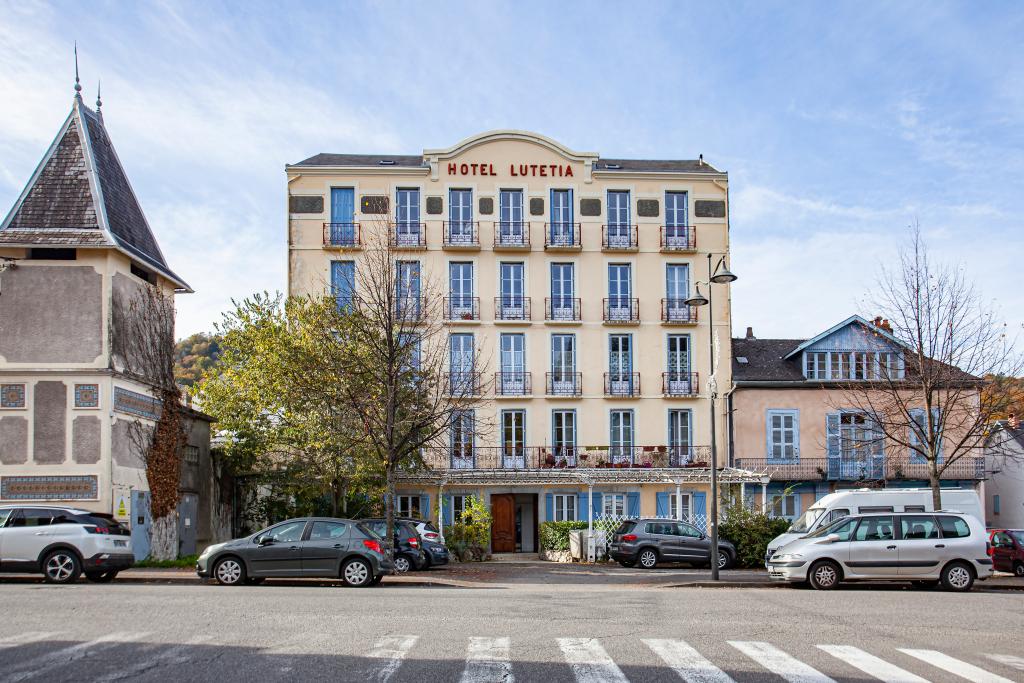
[655,492,669,517]
[626,493,640,518]
[330,188,356,246]
[590,492,603,521]
[909,408,942,464]
[331,261,355,311]
[419,495,430,520]
[692,492,707,530]
[545,494,554,522]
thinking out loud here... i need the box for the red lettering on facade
[470,163,478,174]
[540,166,547,177]
[461,163,469,175]
[489,163,496,176]
[529,164,537,176]
[448,163,457,174]
[565,166,573,177]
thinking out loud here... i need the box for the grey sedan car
[609,518,736,570]
[196,517,392,587]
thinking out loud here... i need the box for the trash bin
[569,530,585,560]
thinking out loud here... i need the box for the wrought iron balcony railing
[323,222,361,248]
[443,372,482,398]
[660,225,696,251]
[661,299,699,324]
[421,445,714,471]
[662,372,699,396]
[495,372,532,396]
[604,372,641,397]
[602,224,638,250]
[443,297,480,322]
[733,456,988,481]
[603,298,640,323]
[494,296,531,322]
[443,221,480,248]
[546,372,582,397]
[493,221,531,249]
[394,296,423,321]
[389,222,427,248]
[545,297,581,322]
[544,222,582,249]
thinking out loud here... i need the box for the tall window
[553,494,576,521]
[550,263,575,320]
[450,410,475,468]
[767,410,799,461]
[669,492,691,522]
[330,260,355,310]
[610,410,634,463]
[449,189,473,242]
[668,409,692,464]
[769,494,798,520]
[609,334,633,380]
[666,335,691,381]
[396,495,421,518]
[827,411,884,478]
[551,334,577,394]
[665,264,690,321]
[501,410,526,467]
[499,262,526,319]
[329,188,356,245]
[552,410,577,460]
[606,190,631,246]
[396,261,420,318]
[805,352,828,380]
[448,262,474,317]
[498,189,525,243]
[399,333,420,372]
[607,263,632,320]
[665,191,689,228]
[449,333,475,395]
[603,493,626,516]
[908,408,941,463]
[452,494,473,521]
[549,189,574,245]
[500,333,526,394]
[395,189,421,245]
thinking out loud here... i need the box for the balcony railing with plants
[495,372,532,396]
[494,296,531,322]
[323,222,361,248]
[546,371,582,397]
[544,222,582,249]
[493,221,531,249]
[443,221,480,248]
[733,456,987,481]
[602,224,638,250]
[389,222,427,248]
[545,297,581,322]
[443,297,480,322]
[661,299,699,324]
[421,445,714,471]
[603,298,640,323]
[443,372,482,398]
[660,225,696,251]
[662,372,699,396]
[604,372,641,397]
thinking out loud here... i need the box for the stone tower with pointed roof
[0,85,213,556]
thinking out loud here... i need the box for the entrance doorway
[490,493,538,553]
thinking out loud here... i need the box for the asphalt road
[0,580,1022,682]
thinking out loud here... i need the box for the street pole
[706,253,720,581]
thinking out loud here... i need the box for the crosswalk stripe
[367,635,418,683]
[92,635,213,682]
[985,654,1024,672]
[557,638,629,683]
[0,632,61,649]
[461,636,514,683]
[817,645,928,683]
[898,649,1013,683]
[643,639,735,682]
[729,641,835,683]
[0,631,150,683]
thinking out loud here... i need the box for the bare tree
[834,226,1022,508]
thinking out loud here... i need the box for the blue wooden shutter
[590,492,603,520]
[331,188,354,223]
[932,408,943,463]
[443,496,453,527]
[826,413,840,458]
[331,261,354,309]
[627,492,640,518]
[655,492,669,517]
[693,492,707,529]
[419,495,430,520]
[545,493,554,522]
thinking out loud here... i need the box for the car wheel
[1014,562,1024,578]
[342,558,372,587]
[940,561,974,592]
[42,550,81,584]
[393,554,412,573]
[213,557,246,586]
[808,560,842,590]
[637,548,658,569]
[716,550,733,570]
[85,570,118,583]
[617,560,636,568]
[244,577,265,585]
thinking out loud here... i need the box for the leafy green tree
[174,333,221,387]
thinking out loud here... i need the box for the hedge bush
[447,496,493,561]
[539,521,589,551]
[718,500,792,568]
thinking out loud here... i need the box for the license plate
[114,540,127,547]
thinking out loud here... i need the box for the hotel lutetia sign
[1,475,99,501]
[447,162,574,178]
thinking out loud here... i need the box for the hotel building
[286,131,764,553]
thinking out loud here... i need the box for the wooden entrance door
[491,494,516,553]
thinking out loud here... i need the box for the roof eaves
[784,314,906,359]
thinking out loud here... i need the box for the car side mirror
[826,533,841,543]
[258,536,275,547]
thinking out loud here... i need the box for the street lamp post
[684,253,736,581]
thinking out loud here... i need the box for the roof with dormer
[0,96,191,291]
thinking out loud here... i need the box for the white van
[765,488,984,564]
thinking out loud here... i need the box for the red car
[988,529,1024,576]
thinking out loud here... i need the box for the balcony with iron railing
[660,225,696,252]
[603,298,640,324]
[544,223,582,250]
[733,456,988,481]
[443,221,480,249]
[422,445,713,471]
[443,372,482,398]
[323,222,361,248]
[443,296,480,322]
[389,222,427,249]
[493,221,531,249]
[662,372,699,397]
[495,372,532,397]
[394,296,424,322]
[545,297,581,323]
[494,296,532,323]
[546,371,582,397]
[661,299,699,324]
[604,372,641,397]
[602,224,638,250]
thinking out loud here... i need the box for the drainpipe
[587,482,594,562]
[726,388,736,467]
[675,482,682,521]
[740,482,746,506]
[761,480,768,514]
[437,483,444,542]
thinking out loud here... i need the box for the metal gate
[178,493,198,556]
[130,490,151,561]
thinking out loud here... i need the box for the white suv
[0,505,134,583]
[767,511,993,591]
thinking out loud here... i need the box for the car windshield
[788,508,824,534]
[1010,531,1024,545]
[804,516,856,539]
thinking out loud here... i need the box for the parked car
[396,517,449,568]
[989,529,1024,576]
[609,518,736,570]
[767,511,993,591]
[359,518,428,572]
[196,517,391,587]
[0,505,133,584]
[399,517,443,543]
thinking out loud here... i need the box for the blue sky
[1,1,1021,339]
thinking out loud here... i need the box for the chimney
[880,319,892,333]
[1010,413,1020,430]
[873,316,882,327]
[745,326,755,340]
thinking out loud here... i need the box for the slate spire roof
[0,94,191,291]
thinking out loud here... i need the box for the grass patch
[134,554,199,568]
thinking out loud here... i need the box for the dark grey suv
[196,517,391,587]
[610,518,736,570]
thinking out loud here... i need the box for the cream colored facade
[286,131,762,550]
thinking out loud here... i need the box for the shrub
[718,499,792,568]
[446,496,492,561]
[539,521,589,551]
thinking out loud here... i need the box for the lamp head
[684,284,709,307]
[710,264,738,284]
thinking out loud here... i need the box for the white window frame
[553,494,577,522]
[769,493,798,520]
[452,494,472,521]
[396,494,421,518]
[767,409,799,461]
[603,493,626,517]
[669,492,691,522]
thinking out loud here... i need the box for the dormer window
[803,350,903,381]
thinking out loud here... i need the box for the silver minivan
[767,511,993,591]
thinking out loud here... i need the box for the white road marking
[899,649,1013,683]
[644,638,735,682]
[0,631,150,683]
[0,632,61,649]
[92,635,213,682]
[818,645,928,683]
[367,635,419,683]
[729,641,835,683]
[557,638,629,683]
[461,636,514,683]
[985,654,1024,671]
